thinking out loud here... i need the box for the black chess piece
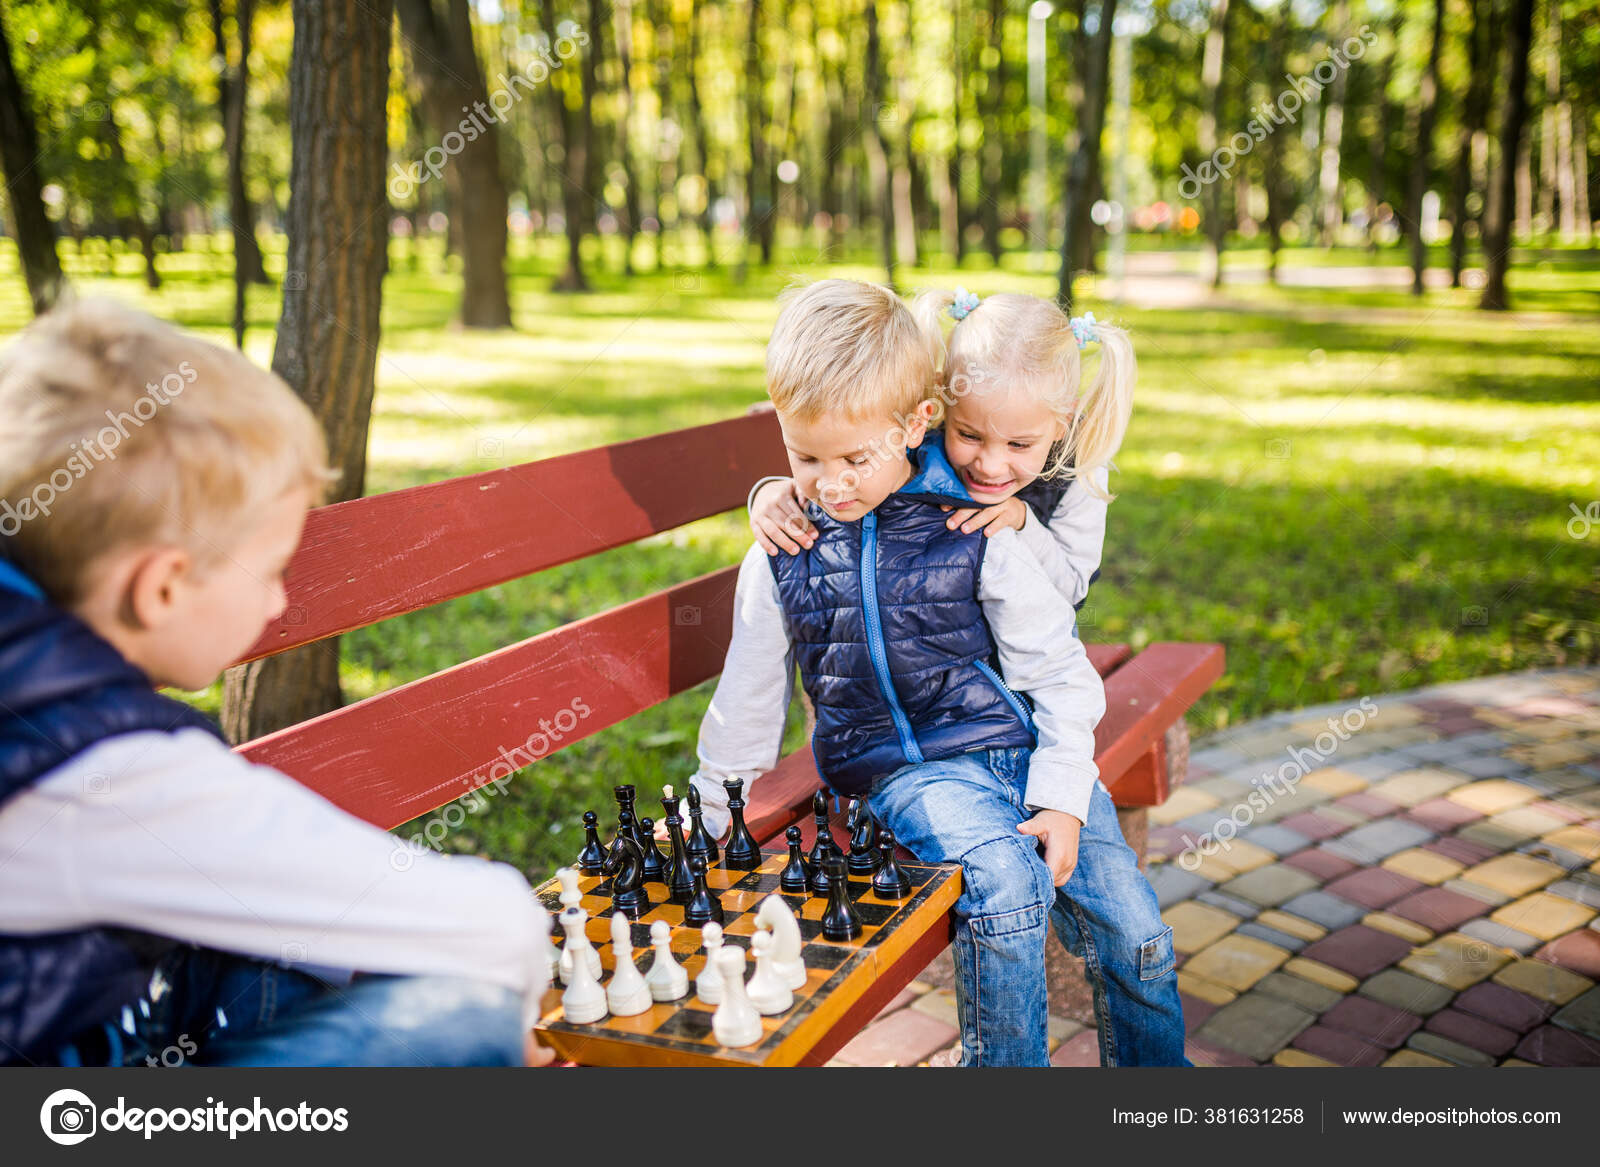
[576,810,607,875]
[846,798,880,875]
[871,828,913,899]
[780,825,811,894]
[682,854,725,926]
[721,778,761,871]
[808,790,836,872]
[601,812,651,919]
[638,816,668,883]
[660,793,695,902]
[618,785,651,854]
[684,785,720,864]
[820,856,862,941]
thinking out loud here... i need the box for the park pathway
[829,666,1600,1067]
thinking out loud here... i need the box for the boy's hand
[525,1030,557,1067]
[751,479,815,556]
[1017,809,1083,886]
[941,497,1027,536]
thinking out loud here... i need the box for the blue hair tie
[1070,312,1099,349]
[948,288,981,321]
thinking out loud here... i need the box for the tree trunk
[1059,0,1118,308]
[613,0,639,275]
[0,6,65,314]
[1449,0,1492,286]
[1480,0,1536,310]
[738,0,766,279]
[223,0,392,741]
[1367,14,1401,251]
[1197,0,1230,288]
[946,0,966,263]
[1316,0,1350,246]
[891,17,918,270]
[979,0,1006,264]
[1406,0,1445,296]
[209,0,269,294]
[1514,134,1533,239]
[1263,2,1292,283]
[544,3,592,291]
[396,0,512,326]
[1572,107,1592,243]
[865,0,896,288]
[686,2,716,267]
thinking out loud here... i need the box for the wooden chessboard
[532,848,962,1067]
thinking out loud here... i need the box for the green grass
[2,234,1597,880]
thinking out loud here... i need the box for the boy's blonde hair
[0,299,336,606]
[766,278,936,421]
[910,290,1135,502]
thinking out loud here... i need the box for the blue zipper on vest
[860,511,923,764]
[972,658,1036,732]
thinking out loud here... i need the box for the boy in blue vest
[686,280,1186,1066]
[0,301,552,1067]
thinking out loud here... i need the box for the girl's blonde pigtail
[1056,321,1135,502]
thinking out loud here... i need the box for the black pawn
[871,828,913,900]
[808,790,836,872]
[721,779,761,871]
[846,798,880,875]
[661,793,695,902]
[602,812,651,919]
[577,810,607,874]
[638,816,668,883]
[780,825,810,894]
[820,857,862,941]
[682,854,724,926]
[684,785,720,864]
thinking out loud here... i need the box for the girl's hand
[943,497,1027,536]
[525,1030,557,1067]
[750,479,815,556]
[1017,809,1083,886]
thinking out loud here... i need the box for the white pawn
[745,930,794,1015]
[606,913,653,1016]
[558,905,602,986]
[695,922,726,1004]
[645,920,689,1002]
[560,909,608,1024]
[756,895,807,991]
[711,945,763,1048]
[557,866,583,911]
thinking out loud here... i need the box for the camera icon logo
[83,773,111,795]
[283,605,307,627]
[674,605,702,627]
[40,1088,97,1145]
[1265,438,1292,460]
[284,271,306,291]
[477,436,506,460]
[280,941,308,964]
[1461,605,1489,627]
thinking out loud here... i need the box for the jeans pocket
[1138,924,1176,981]
[967,901,1048,939]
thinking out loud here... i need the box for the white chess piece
[695,921,726,1004]
[711,945,763,1048]
[606,913,653,1016]
[756,895,807,991]
[560,908,608,1024]
[558,905,603,987]
[745,930,794,1015]
[645,920,689,1002]
[557,866,583,911]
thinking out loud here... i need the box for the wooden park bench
[232,410,1224,1065]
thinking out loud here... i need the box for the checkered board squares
[533,849,961,1066]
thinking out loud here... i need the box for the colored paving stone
[1458,918,1541,955]
[1546,875,1600,909]
[1204,840,1278,876]
[1446,779,1540,816]
[1147,864,1212,909]
[1400,933,1513,990]
[1193,992,1318,1062]
[1525,799,1589,825]
[1405,1031,1497,1067]
[835,1006,959,1066]
[1441,878,1513,907]
[1489,892,1596,941]
[1183,934,1292,992]
[1460,853,1567,899]
[1382,848,1465,886]
[1515,840,1592,873]
[1255,971,1344,1014]
[1256,910,1328,943]
[1216,863,1322,909]
[1278,891,1368,932]
[1239,824,1313,857]
[1405,797,1485,832]
[1277,811,1351,842]
[1282,958,1360,994]
[1150,786,1222,826]
[1322,819,1436,866]
[1299,768,1370,797]
[1236,921,1308,953]
[1179,993,1220,1034]
[1421,835,1500,867]
[1454,981,1557,1032]
[1363,912,1434,945]
[1281,847,1358,882]
[1423,1009,1520,1056]
[1321,993,1423,1048]
[1345,755,1425,781]
[1513,1025,1600,1066]
[1543,826,1600,862]
[1049,1030,1102,1067]
[1163,900,1243,954]
[1273,1048,1338,1067]
[1370,769,1470,808]
[1460,818,1544,852]
[1487,806,1583,842]
[1318,805,1378,830]
[1383,1050,1452,1067]
[1387,887,1491,933]
[909,988,960,1028]
[1291,1025,1386,1067]
[1508,741,1595,769]
[1186,853,1242,883]
[1551,986,1600,1039]
[1184,1036,1259,1067]
[1176,970,1238,1007]
[1360,969,1457,1015]
[1492,957,1594,1005]
[1301,924,1415,980]
[1333,792,1401,818]
[1325,867,1426,910]
[1195,889,1262,920]
[1449,754,1533,780]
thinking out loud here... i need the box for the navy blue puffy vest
[769,441,1036,794]
[0,562,224,1065]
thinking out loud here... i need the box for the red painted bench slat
[1094,642,1226,805]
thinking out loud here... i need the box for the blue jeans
[65,950,525,1068]
[867,748,1188,1067]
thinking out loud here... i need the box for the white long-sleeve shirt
[1015,465,1110,609]
[688,531,1107,835]
[0,728,552,1029]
